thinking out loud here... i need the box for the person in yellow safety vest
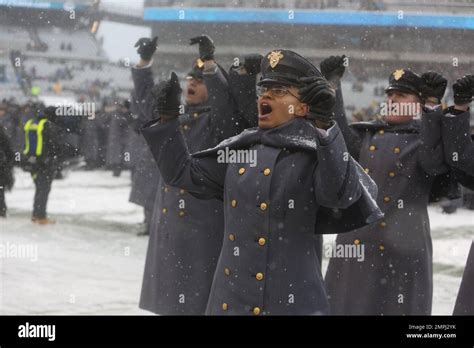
[22,105,62,225]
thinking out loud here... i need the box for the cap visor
[257,78,297,87]
[385,85,419,96]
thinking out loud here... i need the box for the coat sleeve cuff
[315,122,340,146]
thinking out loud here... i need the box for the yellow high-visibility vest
[23,118,48,157]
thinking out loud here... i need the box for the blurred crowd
[0,97,139,176]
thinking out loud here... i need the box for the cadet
[132,35,244,314]
[0,100,22,154]
[324,59,450,315]
[141,49,382,315]
[105,99,130,177]
[439,75,474,315]
[126,93,160,237]
[22,105,64,224]
[0,124,15,217]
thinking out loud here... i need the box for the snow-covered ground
[1,169,473,315]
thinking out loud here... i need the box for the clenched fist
[152,72,182,120]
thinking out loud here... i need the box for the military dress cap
[187,58,205,80]
[258,49,323,86]
[385,69,424,98]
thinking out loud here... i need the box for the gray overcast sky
[96,0,150,63]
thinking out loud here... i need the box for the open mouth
[187,88,196,96]
[259,102,273,118]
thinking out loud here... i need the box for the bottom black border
[0,315,473,345]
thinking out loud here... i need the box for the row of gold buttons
[221,303,261,315]
[354,239,385,251]
[161,208,186,216]
[368,145,401,154]
[163,187,186,194]
[238,167,271,176]
[223,166,271,315]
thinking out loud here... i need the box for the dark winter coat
[105,110,129,168]
[454,241,474,315]
[127,94,159,210]
[441,109,474,315]
[80,109,109,167]
[0,105,22,154]
[325,88,449,315]
[142,116,382,315]
[0,125,15,190]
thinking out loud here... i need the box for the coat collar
[194,118,319,157]
[350,118,421,133]
[180,104,211,123]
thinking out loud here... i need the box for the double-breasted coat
[127,93,160,211]
[142,116,382,315]
[325,88,449,315]
[454,242,474,315]
[440,109,474,315]
[132,64,245,314]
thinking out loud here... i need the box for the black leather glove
[320,55,346,84]
[298,76,336,122]
[243,53,263,75]
[453,75,474,105]
[134,36,158,61]
[420,71,447,103]
[189,35,215,61]
[152,72,182,120]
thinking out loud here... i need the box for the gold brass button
[253,307,261,315]
[224,268,231,276]
[231,200,237,208]
[369,145,376,151]
[383,196,390,203]
[256,272,264,281]
[193,112,199,118]
[260,202,268,211]
[222,303,228,311]
[183,124,189,131]
[263,168,271,176]
[389,172,395,178]
[164,187,169,193]
[180,189,186,194]
[229,234,235,241]
[380,221,387,228]
[162,208,168,214]
[393,147,401,154]
[364,168,370,174]
[379,130,385,135]
[179,210,185,217]
[258,238,266,246]
[354,239,360,245]
[238,167,246,175]
[379,245,385,251]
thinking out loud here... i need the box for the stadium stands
[145,0,474,13]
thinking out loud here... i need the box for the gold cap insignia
[196,58,205,68]
[267,50,284,69]
[393,69,405,81]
